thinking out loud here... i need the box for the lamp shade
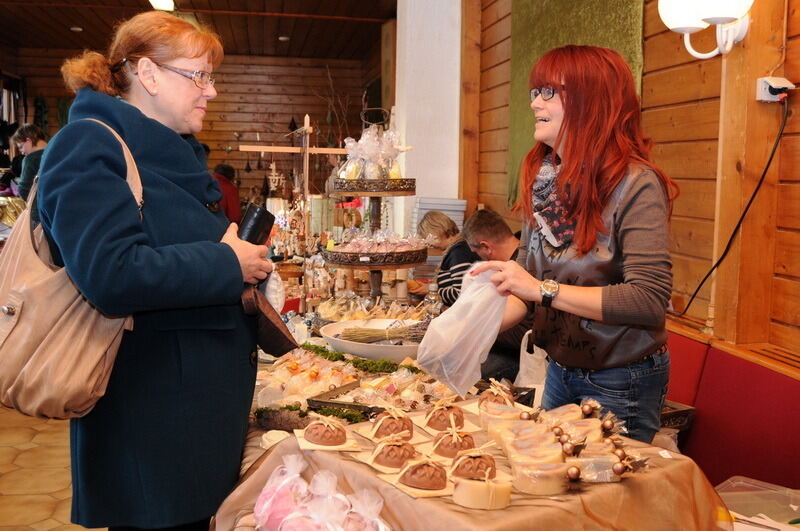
[698,0,755,25]
[658,0,709,34]
[149,0,175,10]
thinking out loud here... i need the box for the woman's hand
[471,260,541,302]
[221,223,274,284]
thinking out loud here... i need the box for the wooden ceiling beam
[0,1,390,22]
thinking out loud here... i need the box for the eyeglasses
[530,87,558,101]
[155,62,215,89]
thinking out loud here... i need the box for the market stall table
[214,413,731,530]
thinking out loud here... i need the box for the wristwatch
[540,279,560,308]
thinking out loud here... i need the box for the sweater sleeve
[601,170,673,327]
[437,242,478,306]
[37,120,244,317]
[17,151,42,201]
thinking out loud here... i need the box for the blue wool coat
[37,89,257,528]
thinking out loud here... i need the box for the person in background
[473,45,678,443]
[212,163,241,223]
[11,123,48,201]
[462,208,530,382]
[37,11,273,530]
[416,210,479,307]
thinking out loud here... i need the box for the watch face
[542,279,559,295]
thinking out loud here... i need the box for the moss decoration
[507,0,644,206]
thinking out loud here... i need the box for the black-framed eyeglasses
[530,87,558,101]
[155,62,215,89]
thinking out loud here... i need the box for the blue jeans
[541,351,670,443]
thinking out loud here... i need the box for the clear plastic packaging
[416,265,508,396]
[254,454,310,530]
[342,489,390,531]
[277,470,351,531]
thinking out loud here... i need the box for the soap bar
[540,403,583,427]
[512,463,571,496]
[565,455,620,482]
[489,420,549,447]
[500,430,556,457]
[560,418,603,443]
[453,478,512,510]
[479,402,522,429]
[507,442,564,467]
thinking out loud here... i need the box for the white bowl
[319,319,420,362]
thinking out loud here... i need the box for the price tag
[359,256,370,262]
[658,450,673,459]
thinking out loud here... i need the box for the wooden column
[459,0,481,217]
[711,0,786,342]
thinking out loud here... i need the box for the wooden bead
[559,434,570,444]
[602,419,615,431]
[613,448,627,460]
[581,404,594,416]
[612,462,627,476]
[562,442,574,456]
[553,427,563,437]
[519,411,532,421]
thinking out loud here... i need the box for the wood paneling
[672,179,716,219]
[0,1,395,60]
[779,135,800,182]
[14,48,366,199]
[460,0,482,216]
[650,140,717,180]
[669,218,714,260]
[777,183,800,229]
[641,58,721,108]
[641,100,721,143]
[477,0,512,220]
[774,230,800,278]
[644,27,718,72]
[772,277,800,327]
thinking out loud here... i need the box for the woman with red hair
[37,11,273,530]
[473,45,678,443]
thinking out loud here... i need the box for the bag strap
[27,118,144,220]
[28,118,144,255]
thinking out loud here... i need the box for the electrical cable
[669,96,790,317]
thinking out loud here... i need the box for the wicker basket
[322,248,427,269]
[333,178,416,196]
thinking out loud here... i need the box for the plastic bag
[254,454,310,531]
[278,470,350,531]
[416,264,508,396]
[260,271,286,313]
[343,489,390,531]
[514,330,548,389]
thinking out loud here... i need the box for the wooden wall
[478,0,518,230]
[11,48,366,199]
[641,4,720,322]
[774,0,800,351]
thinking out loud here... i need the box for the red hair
[62,11,223,96]
[515,45,679,255]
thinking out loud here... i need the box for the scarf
[532,157,575,248]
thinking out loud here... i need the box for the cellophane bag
[255,454,310,531]
[416,265,508,396]
[343,489,390,531]
[277,470,350,531]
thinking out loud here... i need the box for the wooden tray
[322,248,427,269]
[332,178,416,196]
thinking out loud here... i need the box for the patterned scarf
[532,157,575,249]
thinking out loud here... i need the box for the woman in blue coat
[36,12,274,530]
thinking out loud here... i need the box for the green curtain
[507,0,644,205]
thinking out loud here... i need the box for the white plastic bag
[416,265,507,396]
[514,330,548,388]
[260,271,286,313]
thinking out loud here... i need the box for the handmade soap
[424,405,465,431]
[370,411,414,441]
[453,478,511,509]
[560,418,603,443]
[304,421,347,446]
[451,454,497,480]
[565,455,620,482]
[398,461,448,490]
[372,440,416,468]
[433,431,476,458]
[512,463,571,496]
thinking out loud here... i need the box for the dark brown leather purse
[241,284,297,356]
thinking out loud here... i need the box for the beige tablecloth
[215,421,731,531]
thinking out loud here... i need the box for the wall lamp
[149,0,175,11]
[658,0,755,60]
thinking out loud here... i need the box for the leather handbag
[241,284,297,357]
[0,119,139,419]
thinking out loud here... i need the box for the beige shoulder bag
[0,119,140,419]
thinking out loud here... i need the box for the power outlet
[756,76,796,102]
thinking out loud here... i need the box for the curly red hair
[515,45,679,255]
